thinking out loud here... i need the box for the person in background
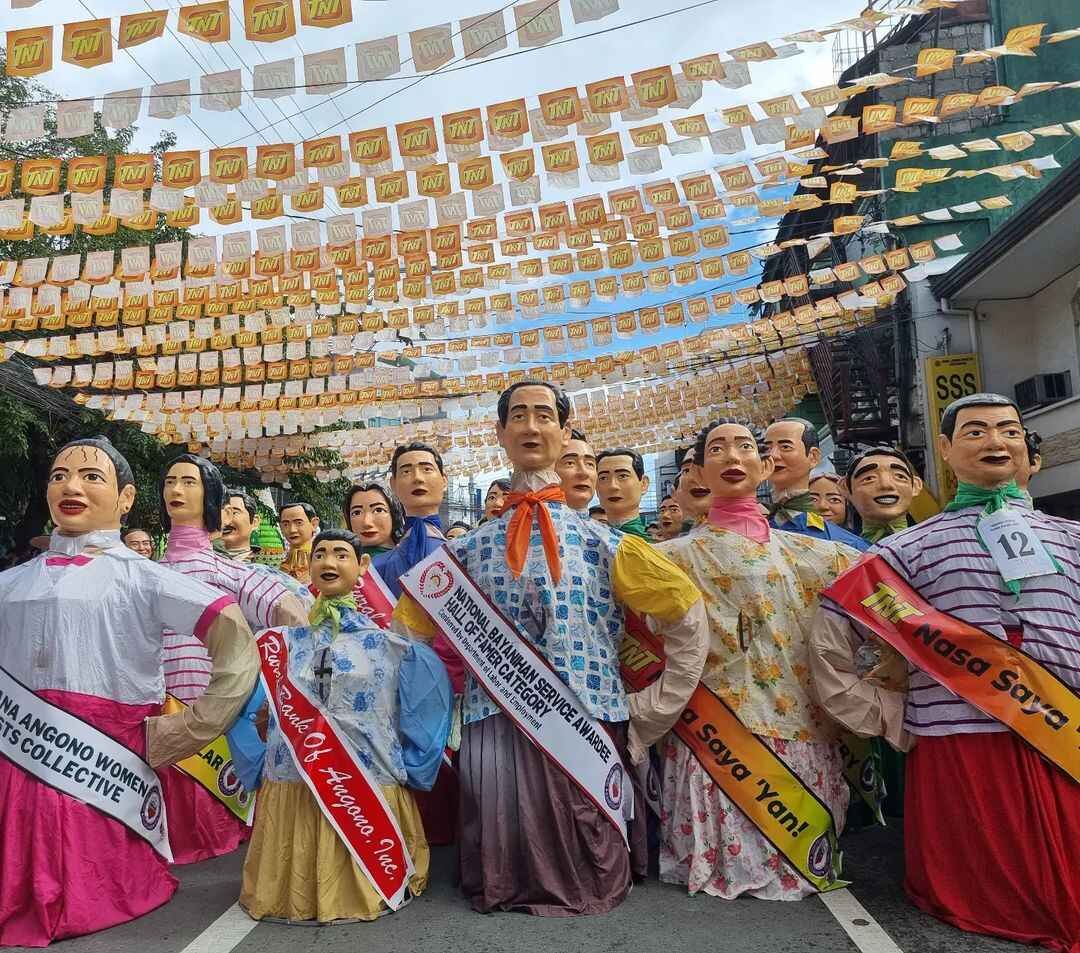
[343,482,403,557]
[122,527,154,558]
[763,419,866,550]
[596,448,651,540]
[393,381,707,917]
[482,479,512,522]
[279,502,320,584]
[673,449,711,526]
[1016,428,1043,494]
[220,489,261,563]
[446,521,471,540]
[240,530,451,925]
[658,420,858,901]
[655,494,684,540]
[809,473,856,532]
[555,429,598,513]
[588,505,608,524]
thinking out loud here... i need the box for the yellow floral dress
[657,524,858,900]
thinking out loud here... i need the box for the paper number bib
[976,509,1058,584]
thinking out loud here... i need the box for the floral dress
[657,525,857,900]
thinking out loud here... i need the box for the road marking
[819,888,904,953]
[177,903,258,953]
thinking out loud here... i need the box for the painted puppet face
[556,438,598,511]
[701,423,774,500]
[310,540,370,598]
[939,405,1026,489]
[48,445,135,535]
[496,385,570,472]
[347,490,394,550]
[390,450,447,518]
[847,454,922,523]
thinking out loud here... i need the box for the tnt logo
[861,583,921,623]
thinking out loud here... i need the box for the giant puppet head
[495,381,572,473]
[674,447,711,519]
[656,494,684,539]
[763,418,821,497]
[343,482,403,551]
[596,448,650,526]
[160,453,225,531]
[845,447,923,524]
[938,393,1027,490]
[279,501,320,550]
[483,479,512,520]
[388,442,448,518]
[309,529,372,598]
[695,419,774,500]
[47,436,136,536]
[221,488,261,552]
[556,429,597,511]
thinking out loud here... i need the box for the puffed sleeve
[146,566,260,767]
[809,599,911,753]
[613,535,708,764]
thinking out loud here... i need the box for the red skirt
[414,758,459,847]
[159,768,249,865]
[0,691,177,947]
[905,732,1080,953]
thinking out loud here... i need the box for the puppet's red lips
[58,500,86,514]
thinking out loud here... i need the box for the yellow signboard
[925,353,982,503]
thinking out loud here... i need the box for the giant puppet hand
[808,602,912,752]
[270,592,310,628]
[612,535,708,765]
[147,602,260,767]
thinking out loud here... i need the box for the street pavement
[9,825,1033,953]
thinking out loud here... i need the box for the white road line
[177,903,258,953]
[819,888,905,953]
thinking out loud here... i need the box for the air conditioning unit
[1015,372,1072,412]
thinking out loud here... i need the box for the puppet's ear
[359,553,372,576]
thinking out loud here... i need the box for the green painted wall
[883,1,1080,253]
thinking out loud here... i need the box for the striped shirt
[821,500,1080,737]
[161,551,292,703]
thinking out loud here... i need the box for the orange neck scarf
[498,484,566,583]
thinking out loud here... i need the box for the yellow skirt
[240,780,430,924]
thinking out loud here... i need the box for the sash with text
[824,555,1079,783]
[256,628,414,908]
[162,695,255,824]
[619,616,846,891]
[400,549,630,846]
[0,664,172,860]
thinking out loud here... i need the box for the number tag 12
[976,509,1059,584]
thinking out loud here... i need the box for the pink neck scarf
[165,523,212,560]
[708,495,770,544]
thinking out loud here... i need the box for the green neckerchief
[768,490,816,526]
[943,480,1026,515]
[861,518,910,545]
[617,515,651,540]
[944,480,1060,597]
[361,544,393,557]
[308,594,357,637]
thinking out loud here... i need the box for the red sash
[257,628,414,908]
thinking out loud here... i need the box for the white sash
[0,665,172,860]
[400,549,630,845]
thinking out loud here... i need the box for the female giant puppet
[158,454,310,863]
[0,437,259,947]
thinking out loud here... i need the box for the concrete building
[927,155,1080,515]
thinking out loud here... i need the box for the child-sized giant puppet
[241,530,451,924]
[812,394,1079,953]
[395,382,709,917]
[0,437,259,947]
[158,454,311,864]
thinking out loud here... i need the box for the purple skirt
[458,713,634,917]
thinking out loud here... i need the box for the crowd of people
[0,382,1075,953]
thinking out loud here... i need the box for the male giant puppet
[394,382,709,916]
[763,418,866,549]
[812,394,1079,953]
[0,437,259,947]
[656,420,859,900]
[158,455,310,863]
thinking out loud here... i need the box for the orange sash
[499,485,565,583]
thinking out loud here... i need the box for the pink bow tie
[45,554,94,568]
